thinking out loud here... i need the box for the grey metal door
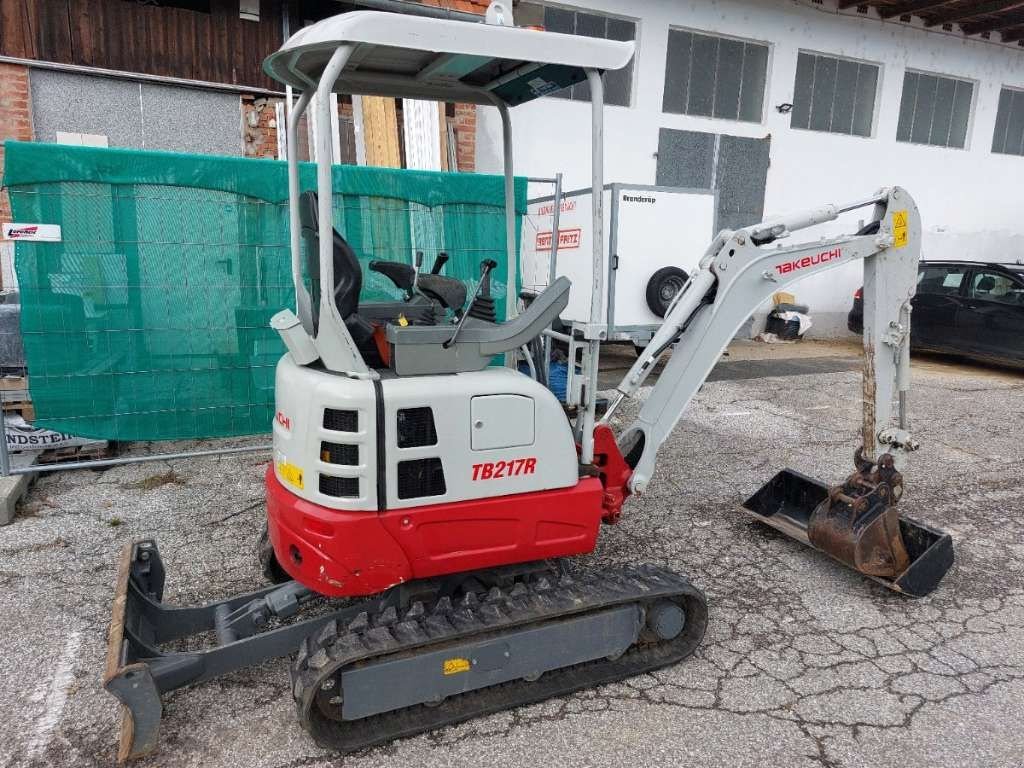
[655,128,770,232]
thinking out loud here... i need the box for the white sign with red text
[2,223,62,242]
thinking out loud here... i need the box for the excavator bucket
[742,459,953,597]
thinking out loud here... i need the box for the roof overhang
[263,10,635,106]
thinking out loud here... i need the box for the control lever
[412,250,424,293]
[444,259,497,349]
[430,251,449,275]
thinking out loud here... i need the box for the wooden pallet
[36,441,111,465]
[0,376,33,421]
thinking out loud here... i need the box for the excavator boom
[598,186,952,596]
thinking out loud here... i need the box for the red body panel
[266,467,605,598]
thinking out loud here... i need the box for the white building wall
[477,0,1024,336]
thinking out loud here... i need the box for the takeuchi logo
[775,248,842,275]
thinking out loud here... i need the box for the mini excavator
[105,3,953,760]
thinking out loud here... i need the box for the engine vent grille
[397,458,446,499]
[397,407,437,448]
[323,408,358,432]
[320,442,358,466]
[319,474,359,498]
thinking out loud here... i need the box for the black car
[848,261,1024,368]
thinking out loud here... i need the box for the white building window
[518,3,636,107]
[661,29,769,122]
[896,71,973,149]
[790,52,879,137]
[992,86,1024,156]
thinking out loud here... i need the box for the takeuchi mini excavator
[104,3,955,761]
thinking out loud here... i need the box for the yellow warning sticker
[892,209,909,249]
[277,461,304,490]
[443,657,471,676]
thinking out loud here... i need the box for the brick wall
[418,0,491,13]
[241,95,282,159]
[0,63,33,223]
[417,0,483,172]
[453,102,477,172]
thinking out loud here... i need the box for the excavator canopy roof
[263,10,634,106]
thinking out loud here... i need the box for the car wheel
[645,267,689,318]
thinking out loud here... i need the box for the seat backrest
[299,191,362,321]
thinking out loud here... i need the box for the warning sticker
[277,460,304,490]
[443,657,471,676]
[892,210,909,249]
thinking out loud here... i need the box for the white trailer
[521,183,717,347]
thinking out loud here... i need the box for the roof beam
[961,9,1024,33]
[923,0,1024,27]
[877,0,957,20]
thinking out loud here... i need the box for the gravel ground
[1,356,1022,768]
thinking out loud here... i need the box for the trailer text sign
[535,228,581,251]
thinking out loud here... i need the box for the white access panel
[521,184,716,339]
[470,394,535,451]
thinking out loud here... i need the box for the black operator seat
[386,277,571,376]
[298,191,373,344]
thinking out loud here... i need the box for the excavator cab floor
[742,469,954,597]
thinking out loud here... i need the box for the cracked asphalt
[1,351,1022,768]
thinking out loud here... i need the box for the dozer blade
[742,468,953,597]
[104,541,166,762]
[103,539,344,762]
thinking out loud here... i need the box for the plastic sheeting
[3,140,526,440]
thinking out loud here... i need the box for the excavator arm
[595,187,952,597]
[607,186,919,493]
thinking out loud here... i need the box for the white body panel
[521,184,715,339]
[273,356,578,512]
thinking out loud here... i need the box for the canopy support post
[579,67,604,465]
[287,89,314,334]
[492,99,517,367]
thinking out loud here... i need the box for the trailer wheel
[645,267,689,318]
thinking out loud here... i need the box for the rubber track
[291,564,708,752]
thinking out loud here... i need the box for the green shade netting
[3,140,526,440]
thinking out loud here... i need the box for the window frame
[991,83,1024,157]
[661,24,773,125]
[532,1,640,109]
[789,48,883,139]
[896,67,977,151]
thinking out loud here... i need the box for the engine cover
[271,355,579,512]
